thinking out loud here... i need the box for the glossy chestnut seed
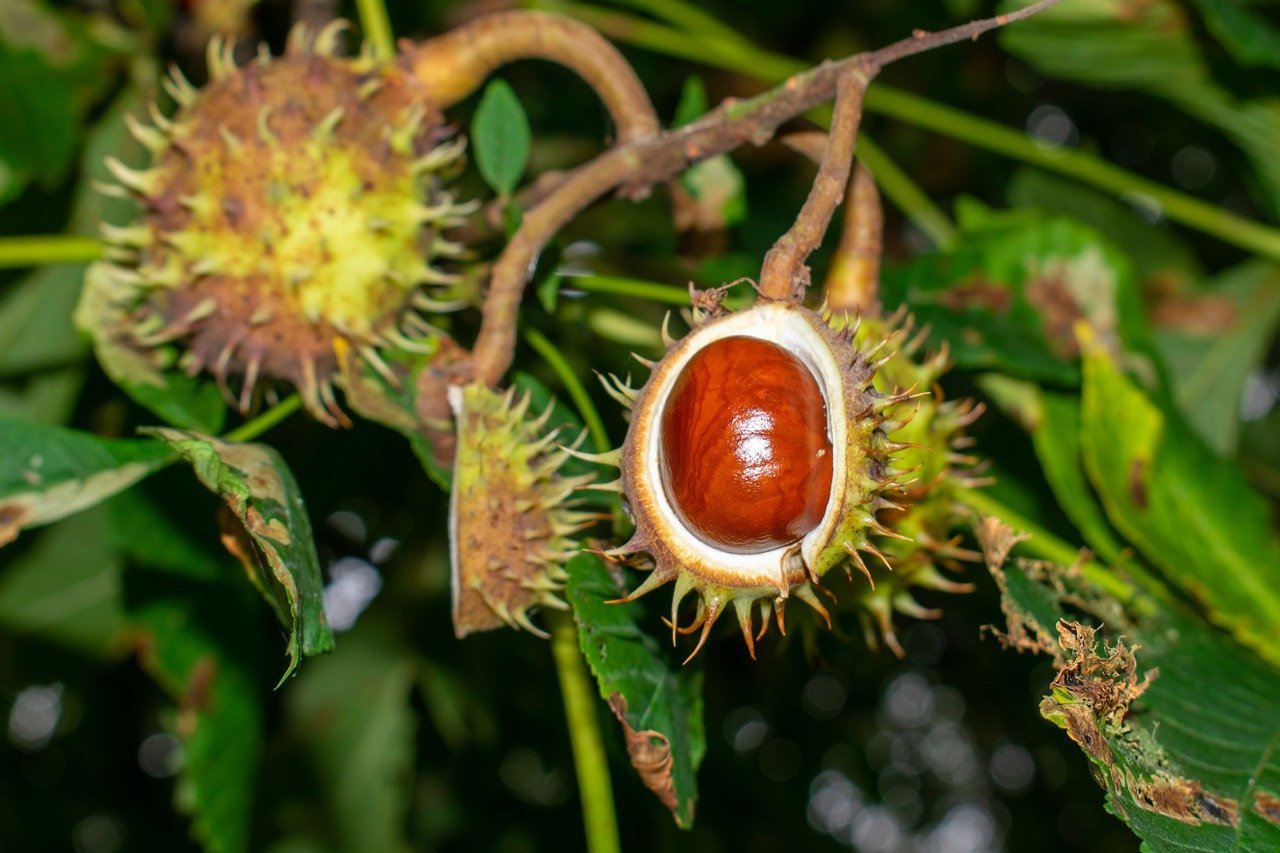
[660,335,833,554]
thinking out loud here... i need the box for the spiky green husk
[831,308,984,655]
[447,383,599,638]
[78,23,476,426]
[590,292,921,660]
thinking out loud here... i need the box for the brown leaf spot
[1128,460,1148,510]
[1128,773,1238,827]
[0,502,32,548]
[1147,285,1238,336]
[1026,269,1085,359]
[939,275,1012,315]
[608,694,679,817]
[1255,791,1280,826]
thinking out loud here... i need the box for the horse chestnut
[659,336,832,553]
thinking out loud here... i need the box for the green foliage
[145,429,334,681]
[471,79,531,198]
[2,1,1280,851]
[0,418,172,545]
[882,206,1157,386]
[1079,335,1280,669]
[994,557,1280,850]
[285,619,416,853]
[565,553,705,828]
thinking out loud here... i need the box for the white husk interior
[634,302,845,588]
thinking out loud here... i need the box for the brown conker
[659,335,833,554]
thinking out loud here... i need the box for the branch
[757,68,866,302]
[403,11,659,146]
[469,0,1062,385]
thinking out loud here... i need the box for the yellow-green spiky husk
[831,308,984,655]
[447,383,599,638]
[593,293,922,660]
[76,23,475,426]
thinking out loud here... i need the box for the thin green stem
[224,395,302,442]
[540,0,1280,261]
[548,609,621,853]
[0,235,102,270]
[605,0,741,45]
[525,327,611,453]
[564,273,691,305]
[354,0,395,60]
[954,485,1155,616]
[856,135,956,249]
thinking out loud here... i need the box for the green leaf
[979,376,1129,564]
[990,552,1280,850]
[1006,168,1204,291]
[1079,335,1280,669]
[0,0,133,201]
[882,210,1159,387]
[0,40,78,201]
[998,0,1280,213]
[672,76,707,128]
[672,76,747,229]
[0,418,173,548]
[0,263,89,376]
[286,618,416,853]
[0,506,130,654]
[1187,0,1280,71]
[565,553,705,828]
[1152,260,1280,456]
[145,428,334,680]
[127,566,263,853]
[0,367,84,425]
[471,79,531,198]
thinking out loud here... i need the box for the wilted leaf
[286,618,416,853]
[0,506,130,654]
[1079,333,1280,668]
[472,79,531,198]
[145,428,334,679]
[989,547,1280,850]
[565,553,704,827]
[0,418,173,548]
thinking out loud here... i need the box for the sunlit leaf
[1079,333,1280,668]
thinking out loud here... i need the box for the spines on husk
[79,24,478,426]
[448,383,599,638]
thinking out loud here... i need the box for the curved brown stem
[467,0,1063,386]
[824,163,883,314]
[403,11,659,146]
[757,69,866,302]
